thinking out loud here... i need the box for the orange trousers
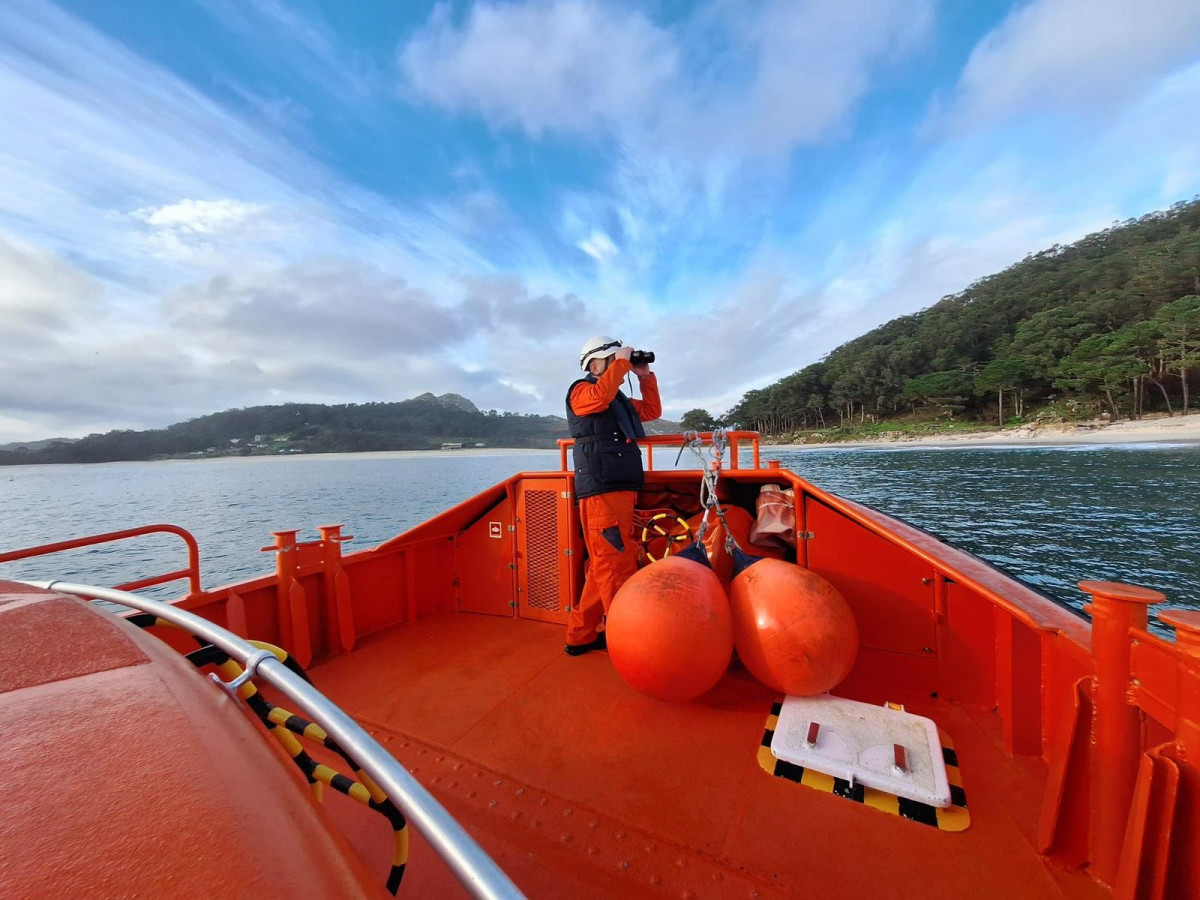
[567,490,638,646]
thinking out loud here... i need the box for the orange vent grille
[524,490,561,612]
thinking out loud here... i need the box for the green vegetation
[0,392,683,466]
[726,198,1200,437]
[0,394,566,466]
[680,409,719,431]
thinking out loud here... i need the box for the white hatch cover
[770,694,952,808]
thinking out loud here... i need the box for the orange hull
[2,433,1197,898]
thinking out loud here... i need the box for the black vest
[565,374,647,499]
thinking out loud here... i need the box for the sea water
[770,444,1199,616]
[1,445,1196,619]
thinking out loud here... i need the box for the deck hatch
[770,694,951,807]
[757,700,971,832]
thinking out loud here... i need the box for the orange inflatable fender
[729,555,858,696]
[607,549,733,702]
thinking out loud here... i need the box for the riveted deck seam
[357,717,793,898]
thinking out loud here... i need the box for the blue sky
[2,0,1199,442]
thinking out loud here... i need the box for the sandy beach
[768,413,1200,450]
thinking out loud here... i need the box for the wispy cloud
[197,0,383,104]
[397,0,937,319]
[0,0,543,439]
[1,0,1199,444]
[929,0,1200,133]
[400,0,932,158]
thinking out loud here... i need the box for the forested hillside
[0,393,559,465]
[724,199,1200,433]
[0,392,682,466]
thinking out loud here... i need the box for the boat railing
[556,430,762,472]
[0,524,203,596]
[19,579,526,900]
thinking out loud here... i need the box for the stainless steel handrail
[21,579,525,900]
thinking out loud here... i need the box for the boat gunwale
[365,461,1093,647]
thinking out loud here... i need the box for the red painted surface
[455,496,516,617]
[0,523,201,595]
[313,613,1107,898]
[804,496,938,658]
[515,477,575,625]
[940,581,999,708]
[5,437,1200,897]
[0,594,147,692]
[0,587,381,900]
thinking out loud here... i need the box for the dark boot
[564,632,607,656]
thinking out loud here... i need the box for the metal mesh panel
[524,490,560,612]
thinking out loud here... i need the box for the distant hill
[425,392,478,413]
[726,196,1200,432]
[0,393,681,466]
[0,437,79,452]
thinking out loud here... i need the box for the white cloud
[400,0,678,139]
[0,234,100,336]
[134,198,265,234]
[0,235,592,436]
[576,230,618,262]
[167,261,472,357]
[0,1,495,288]
[398,0,934,310]
[130,198,284,264]
[933,0,1200,132]
[0,1,570,440]
[400,0,932,157]
[696,0,932,154]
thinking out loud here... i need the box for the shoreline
[5,416,1199,469]
[764,414,1200,451]
[0,447,561,468]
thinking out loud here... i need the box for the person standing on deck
[564,336,662,655]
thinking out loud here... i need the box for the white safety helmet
[579,335,623,371]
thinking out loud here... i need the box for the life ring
[640,512,693,562]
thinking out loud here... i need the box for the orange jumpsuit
[567,359,661,647]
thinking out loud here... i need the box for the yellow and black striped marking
[212,657,410,891]
[145,627,411,895]
[757,701,970,832]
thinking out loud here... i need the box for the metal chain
[681,428,741,554]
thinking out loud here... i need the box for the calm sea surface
[1,445,1196,622]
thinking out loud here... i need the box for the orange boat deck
[310,610,1104,899]
[4,434,1199,898]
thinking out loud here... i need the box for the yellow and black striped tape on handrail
[756,700,970,832]
[126,614,409,894]
[215,656,410,893]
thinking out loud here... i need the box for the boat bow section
[0,582,383,899]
